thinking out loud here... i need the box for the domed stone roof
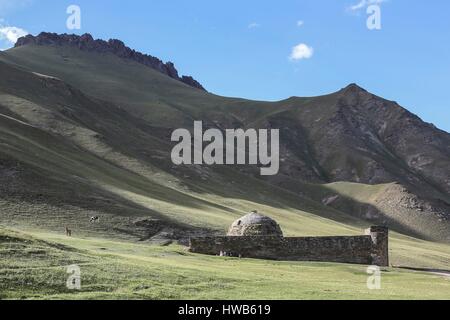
[227,211,283,237]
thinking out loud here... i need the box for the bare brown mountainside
[0,33,449,243]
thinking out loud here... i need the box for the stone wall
[189,226,389,266]
[365,226,389,266]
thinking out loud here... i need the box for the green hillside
[0,34,449,299]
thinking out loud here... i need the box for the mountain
[15,32,206,91]
[0,32,449,244]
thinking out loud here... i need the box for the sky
[0,0,449,132]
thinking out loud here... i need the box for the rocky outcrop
[15,32,206,91]
[180,75,205,90]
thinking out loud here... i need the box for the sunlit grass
[1,227,449,300]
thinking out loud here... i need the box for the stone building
[189,212,389,266]
[227,212,283,237]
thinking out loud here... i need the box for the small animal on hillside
[65,226,72,237]
[90,216,100,223]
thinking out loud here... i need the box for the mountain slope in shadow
[0,32,449,243]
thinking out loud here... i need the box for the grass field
[1,224,449,300]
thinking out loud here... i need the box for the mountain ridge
[15,32,206,91]
[0,33,449,244]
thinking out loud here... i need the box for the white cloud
[289,43,314,61]
[348,0,387,11]
[0,26,28,44]
[297,20,304,27]
[248,22,261,29]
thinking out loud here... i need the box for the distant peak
[342,83,367,93]
[15,32,206,91]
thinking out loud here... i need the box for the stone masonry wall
[189,227,389,266]
[365,226,389,266]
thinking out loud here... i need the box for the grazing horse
[90,216,100,223]
[65,226,72,237]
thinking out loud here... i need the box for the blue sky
[1,0,449,132]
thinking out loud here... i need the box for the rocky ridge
[15,32,206,91]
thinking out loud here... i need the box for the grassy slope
[1,227,449,300]
[0,45,316,131]
[0,57,371,237]
[0,45,449,299]
[0,50,448,240]
[0,45,271,127]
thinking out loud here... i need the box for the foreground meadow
[1,227,449,300]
